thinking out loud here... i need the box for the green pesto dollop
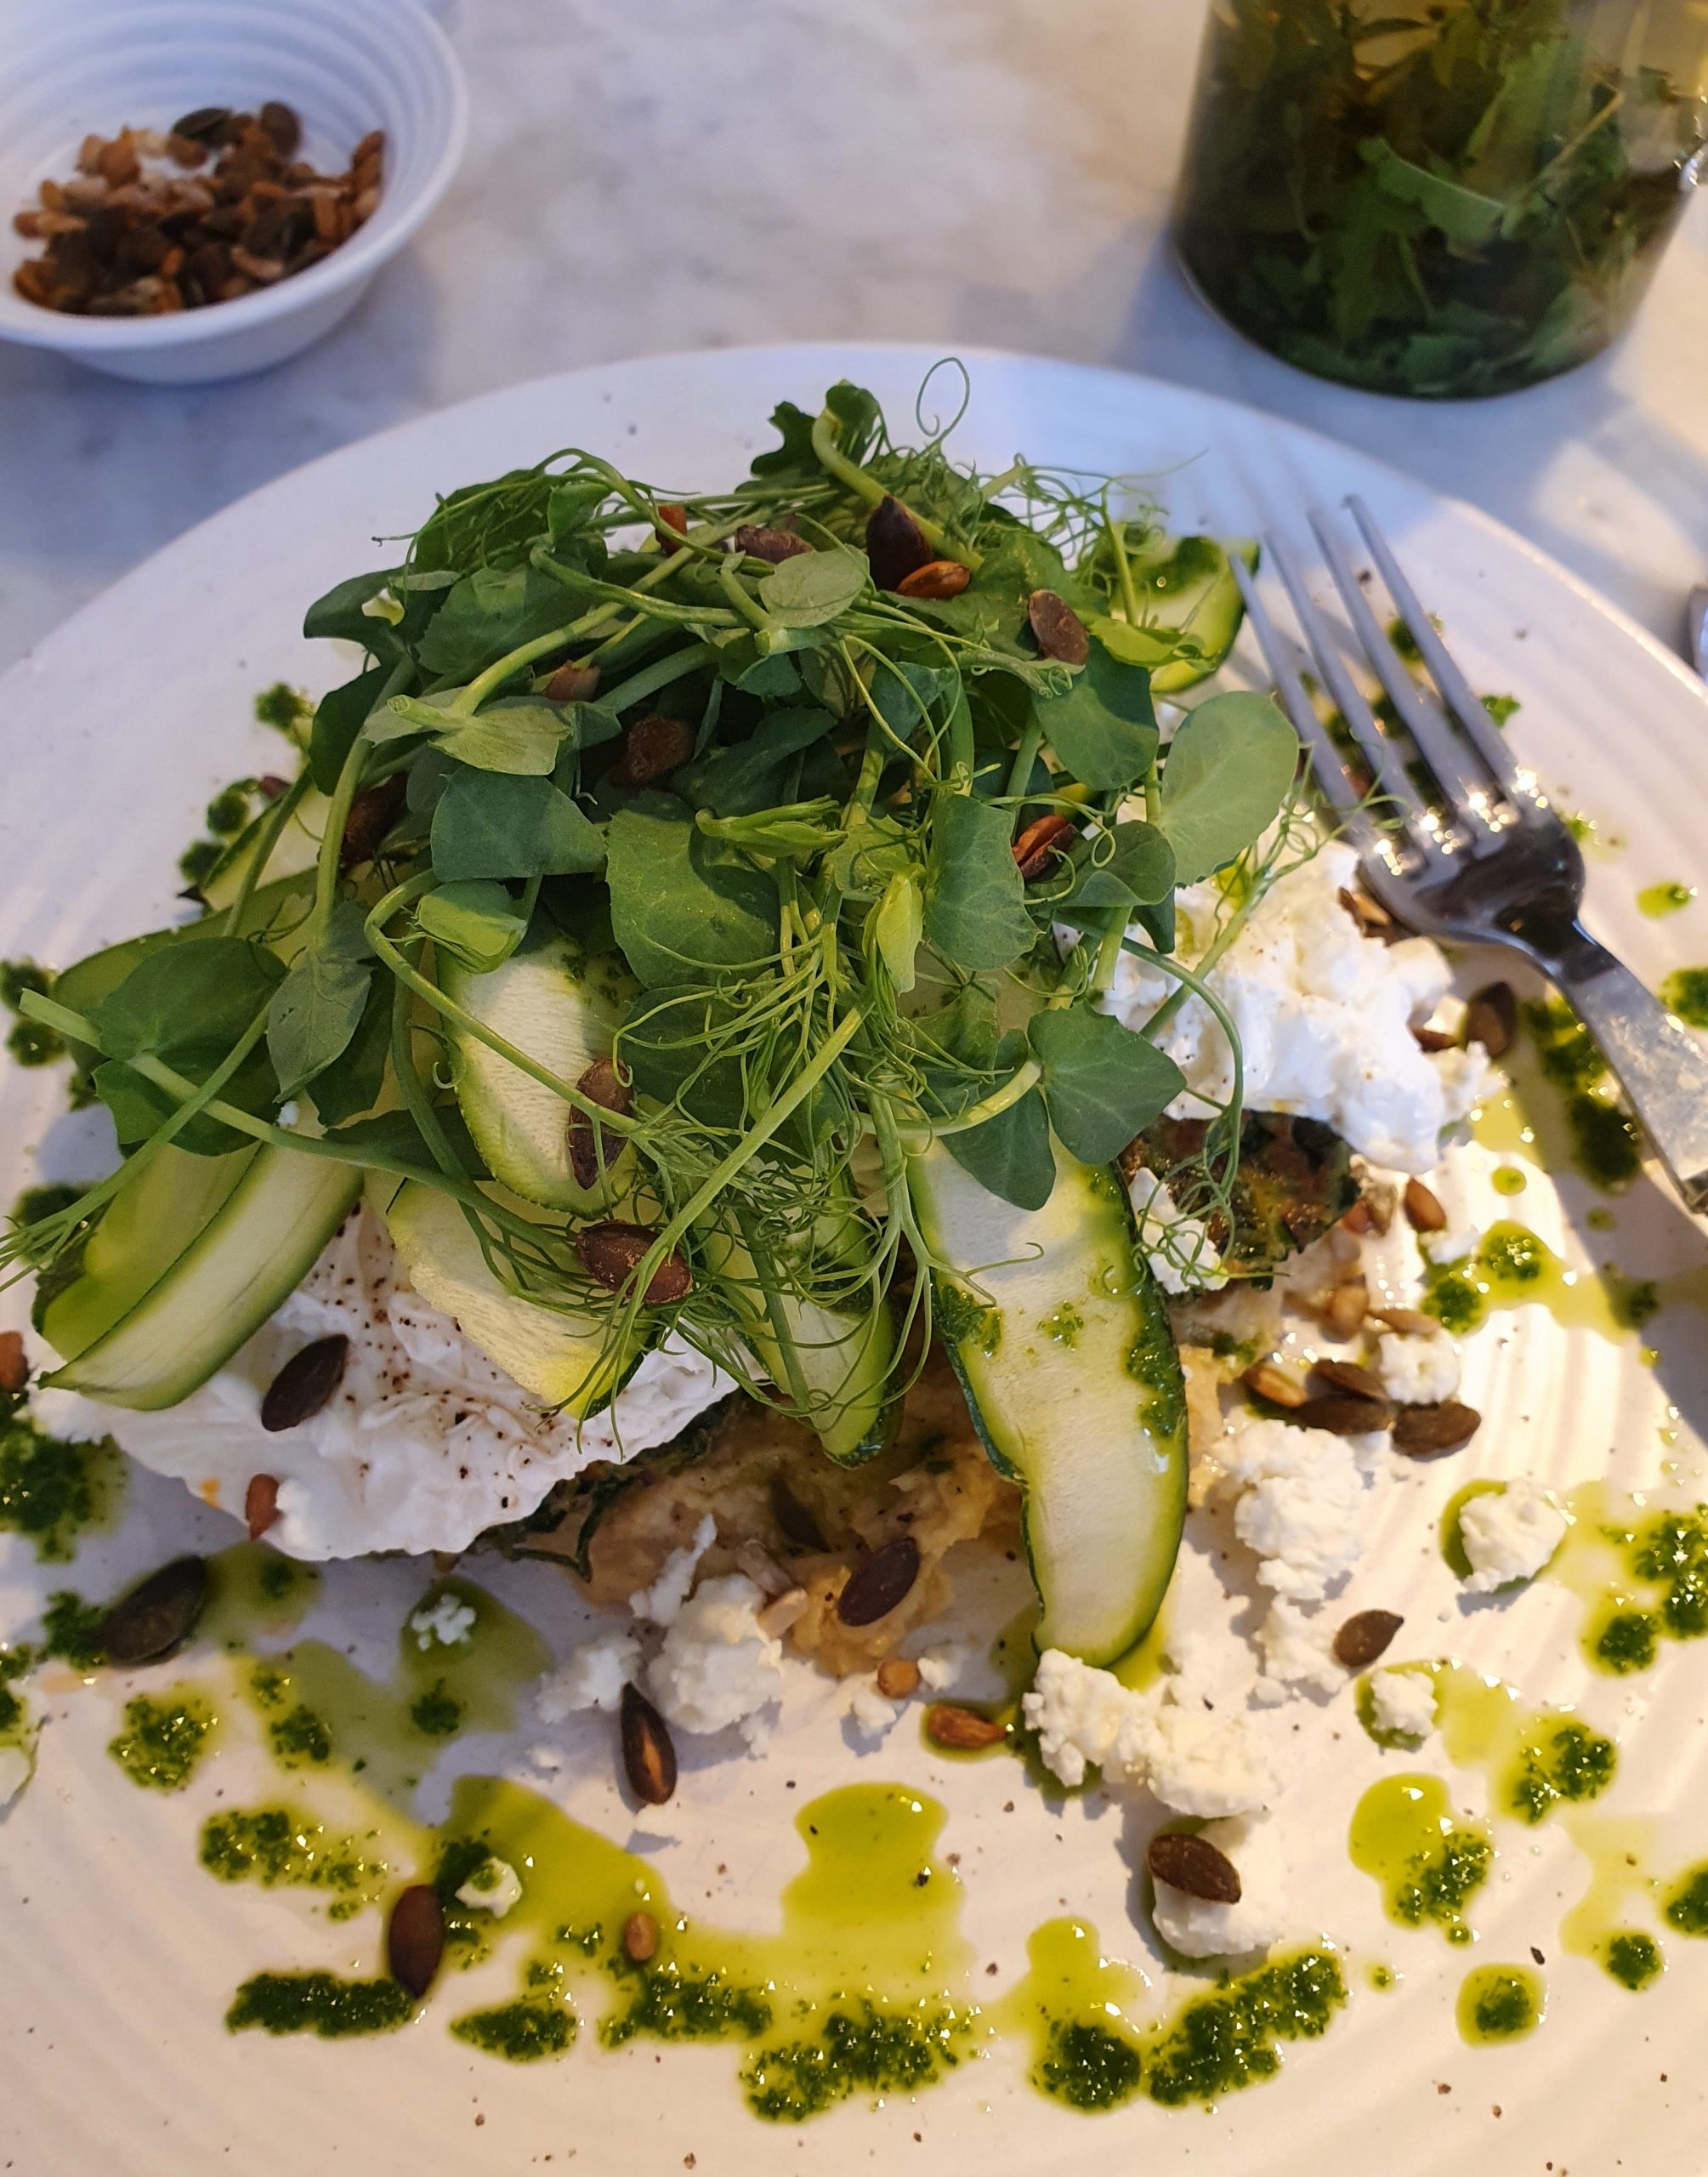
[109,1690,216,1791]
[603,1959,773,2048]
[0,959,65,1066]
[0,1418,122,1560]
[1040,2019,1142,2110]
[227,1971,415,2038]
[1595,1610,1660,1674]
[39,1589,105,1670]
[1663,1865,1708,1935]
[1507,1721,1617,1824]
[1522,1000,1643,1190]
[268,1702,333,1768]
[9,1183,82,1251]
[1349,1775,1491,1944]
[1457,1964,1542,2044]
[1142,1948,1347,2107]
[254,682,313,737]
[1603,1930,1663,1990]
[1037,1303,1084,1349]
[409,1680,464,1738]
[1660,969,1708,1029]
[201,1806,383,1915]
[452,1998,576,2062]
[1637,881,1694,919]
[741,2001,967,2123]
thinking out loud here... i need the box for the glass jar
[1174,0,1708,398]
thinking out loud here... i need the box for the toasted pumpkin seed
[576,1221,692,1304]
[620,1681,678,1805]
[1332,1609,1404,1668]
[103,1555,209,1667]
[261,1334,349,1432]
[1393,1401,1481,1457]
[1026,588,1090,665]
[836,1536,920,1627]
[1147,1830,1242,1903]
[387,1884,443,1997]
[1292,1393,1395,1435]
[865,496,933,592]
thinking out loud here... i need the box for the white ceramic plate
[3,345,1708,2175]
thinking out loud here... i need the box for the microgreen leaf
[605,800,779,989]
[1362,139,1505,246]
[1028,1007,1185,1166]
[435,699,570,777]
[1030,640,1159,792]
[306,975,392,1126]
[266,901,374,1101]
[417,882,531,973]
[417,565,575,680]
[872,871,923,993]
[310,662,394,795]
[1158,691,1299,884]
[922,795,1036,972]
[677,707,837,818]
[431,770,605,882]
[758,546,869,628]
[940,1026,1056,1213]
[85,937,285,1153]
[1061,820,1176,914]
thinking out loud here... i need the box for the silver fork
[1232,499,1708,1215]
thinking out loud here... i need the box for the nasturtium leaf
[416,881,530,973]
[922,795,1037,973]
[1158,690,1300,884]
[1031,640,1159,792]
[417,564,574,680]
[605,800,780,989]
[1028,1006,1186,1166]
[431,770,605,883]
[758,545,868,628]
[872,871,923,993]
[266,901,374,1101]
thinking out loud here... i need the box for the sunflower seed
[621,1681,678,1805]
[865,496,933,592]
[1026,589,1090,665]
[1147,1831,1242,1903]
[1411,1023,1461,1054]
[836,1536,920,1626]
[1332,1609,1404,1668]
[566,1056,633,1190]
[925,1702,1008,1751]
[387,1884,444,1997]
[261,1335,350,1431]
[1392,1401,1481,1457]
[103,1555,209,1667]
[1320,1281,1369,1339]
[1243,1361,1308,1408]
[576,1221,692,1304]
[1370,1305,1438,1335]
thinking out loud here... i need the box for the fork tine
[1230,553,1369,833]
[1344,496,1518,787]
[1262,530,1431,826]
[1306,505,1495,830]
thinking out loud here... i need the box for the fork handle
[1550,928,1708,1214]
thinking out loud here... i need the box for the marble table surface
[2,0,1705,675]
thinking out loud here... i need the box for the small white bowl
[0,0,467,384]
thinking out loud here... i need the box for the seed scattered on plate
[0,1328,27,1396]
[1338,884,1393,936]
[865,496,933,592]
[895,559,971,600]
[1243,1361,1308,1409]
[1411,1022,1460,1053]
[877,1657,921,1699]
[925,1702,1008,1752]
[576,1221,693,1304]
[566,1056,633,1191]
[1465,981,1517,1057]
[1333,1608,1404,1668]
[1403,1178,1448,1233]
[261,1334,350,1432]
[1313,1357,1387,1403]
[1371,1305,1438,1335]
[1393,1401,1481,1457]
[836,1536,920,1626]
[621,1681,678,1805]
[1027,588,1091,665]
[102,1555,209,1667]
[1147,1831,1242,1903]
[244,1472,281,1541]
[1292,1392,1395,1435]
[623,1910,660,1963]
[387,1884,444,1998]
[1320,1281,1370,1339]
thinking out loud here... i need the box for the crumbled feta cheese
[1137,1702,1276,1816]
[1217,1418,1368,1600]
[1097,839,1484,1173]
[1458,1480,1568,1594]
[1421,1218,1478,1266]
[1150,1813,1289,1958]
[647,1574,783,1744]
[1374,1326,1461,1406]
[915,1642,972,1692]
[1253,1599,1343,1702]
[847,1680,903,1741]
[1368,1667,1438,1739]
[0,1743,31,1808]
[410,1594,476,1650]
[630,1514,718,1625]
[536,1629,643,1721]
[1021,1649,1155,1789]
[276,1100,300,1129]
[455,1856,523,1917]
[1126,1166,1227,1297]
[84,1206,736,1560]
